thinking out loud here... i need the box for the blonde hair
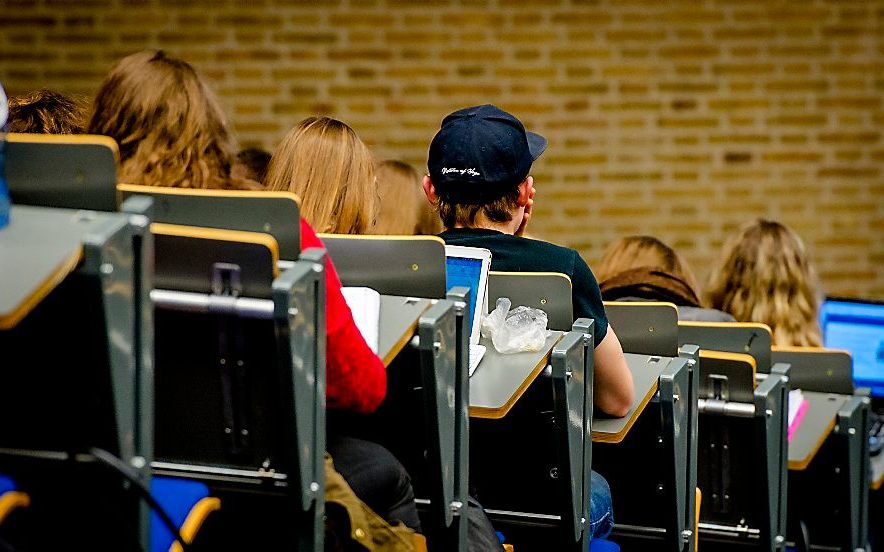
[88,50,236,189]
[706,219,822,347]
[266,117,377,234]
[373,160,442,235]
[597,235,701,294]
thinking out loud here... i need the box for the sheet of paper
[341,287,380,355]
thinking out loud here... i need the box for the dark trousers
[327,434,422,532]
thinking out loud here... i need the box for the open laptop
[820,297,884,454]
[445,245,492,376]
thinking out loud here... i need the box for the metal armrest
[551,330,589,545]
[834,395,871,551]
[417,300,458,532]
[753,369,789,550]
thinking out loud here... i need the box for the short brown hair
[7,90,86,134]
[88,49,236,189]
[434,184,521,229]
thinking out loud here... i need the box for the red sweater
[300,219,387,413]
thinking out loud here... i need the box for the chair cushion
[150,477,211,552]
[589,539,620,552]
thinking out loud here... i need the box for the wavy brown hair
[706,219,822,347]
[266,117,377,234]
[88,50,236,189]
[8,89,86,134]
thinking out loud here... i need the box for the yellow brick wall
[2,0,883,298]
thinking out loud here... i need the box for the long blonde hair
[596,235,701,294]
[88,50,236,189]
[706,219,822,347]
[373,160,442,235]
[266,117,377,234]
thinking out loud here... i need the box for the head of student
[423,104,547,234]
[597,235,702,306]
[374,159,441,235]
[706,218,822,347]
[266,116,377,234]
[88,49,239,189]
[7,89,86,134]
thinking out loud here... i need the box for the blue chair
[589,539,620,552]
[0,475,29,525]
[150,477,220,552]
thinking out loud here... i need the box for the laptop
[820,297,884,455]
[820,297,884,398]
[445,245,492,376]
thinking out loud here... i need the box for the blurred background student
[706,219,823,347]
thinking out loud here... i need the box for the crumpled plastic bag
[480,297,548,354]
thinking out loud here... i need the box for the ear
[422,175,439,205]
[516,176,533,207]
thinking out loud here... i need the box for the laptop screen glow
[821,298,884,397]
[446,256,483,337]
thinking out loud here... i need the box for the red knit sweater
[300,219,387,413]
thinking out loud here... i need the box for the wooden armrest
[0,491,30,524]
[169,497,221,552]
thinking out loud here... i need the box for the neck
[453,212,520,234]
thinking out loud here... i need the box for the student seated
[706,218,822,347]
[88,50,258,191]
[596,235,735,322]
[374,160,442,235]
[423,104,635,540]
[87,50,419,537]
[7,89,86,134]
[266,116,378,234]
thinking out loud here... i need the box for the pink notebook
[788,399,810,442]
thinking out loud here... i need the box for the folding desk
[788,392,847,471]
[468,332,564,419]
[378,295,433,367]
[591,353,664,443]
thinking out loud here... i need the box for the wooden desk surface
[872,453,884,491]
[469,332,564,419]
[592,353,665,444]
[788,391,847,471]
[0,206,94,330]
[378,295,432,366]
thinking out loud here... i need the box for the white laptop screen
[446,256,483,338]
[821,298,884,397]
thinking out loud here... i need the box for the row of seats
[1,134,880,551]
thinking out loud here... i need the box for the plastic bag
[480,297,548,354]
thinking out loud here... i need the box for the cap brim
[526,131,547,161]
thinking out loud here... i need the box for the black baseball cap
[428,104,547,203]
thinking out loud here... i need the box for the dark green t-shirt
[438,228,608,347]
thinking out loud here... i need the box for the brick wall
[2,0,883,298]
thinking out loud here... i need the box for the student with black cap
[424,105,634,540]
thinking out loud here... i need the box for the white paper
[788,388,804,427]
[341,287,380,355]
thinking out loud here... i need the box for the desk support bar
[417,299,459,550]
[551,330,590,547]
[833,395,871,551]
[273,248,326,551]
[754,363,790,552]
[151,289,274,319]
[572,318,596,550]
[678,345,700,552]
[659,357,692,552]
[445,287,470,552]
